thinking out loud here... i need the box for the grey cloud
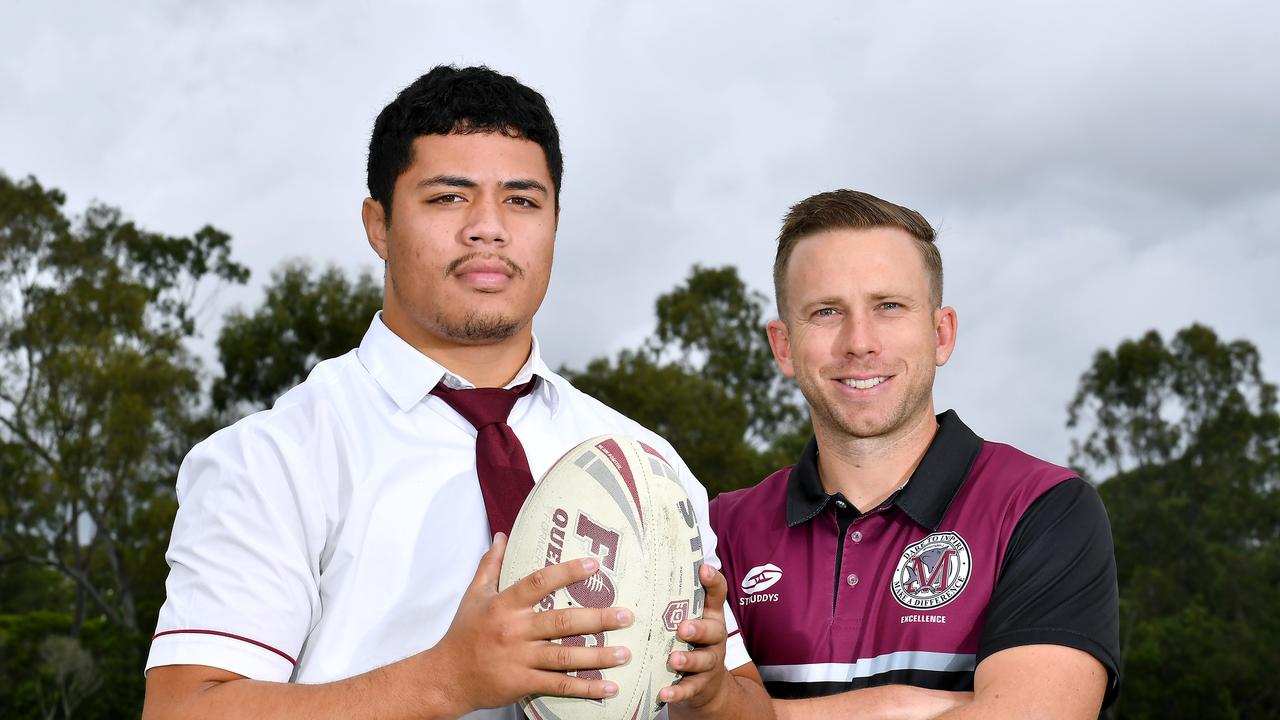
[3,0,1277,466]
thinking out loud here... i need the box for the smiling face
[362,132,557,352]
[767,227,957,443]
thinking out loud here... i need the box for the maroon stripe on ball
[639,441,668,464]
[597,438,644,526]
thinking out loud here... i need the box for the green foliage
[565,266,809,494]
[213,262,382,415]
[0,172,246,717]
[1071,324,1280,719]
[652,265,802,445]
[0,613,146,719]
[5,168,1276,718]
[568,350,784,496]
[1068,324,1277,478]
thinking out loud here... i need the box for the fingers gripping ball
[499,435,705,720]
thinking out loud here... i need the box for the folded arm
[932,644,1106,719]
[769,643,1104,720]
[771,676,971,720]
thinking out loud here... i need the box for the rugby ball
[499,434,706,720]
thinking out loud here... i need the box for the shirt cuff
[721,602,752,670]
[146,629,297,682]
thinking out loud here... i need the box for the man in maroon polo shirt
[710,190,1119,718]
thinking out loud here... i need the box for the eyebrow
[415,175,548,196]
[870,291,916,303]
[417,175,477,189]
[502,179,549,195]
[807,296,843,307]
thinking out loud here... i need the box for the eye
[879,302,902,311]
[814,307,839,318]
[430,193,466,204]
[506,196,540,209]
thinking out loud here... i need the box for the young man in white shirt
[142,65,771,720]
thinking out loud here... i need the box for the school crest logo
[890,532,972,609]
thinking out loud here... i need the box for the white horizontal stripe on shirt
[758,651,977,683]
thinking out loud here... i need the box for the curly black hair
[367,65,562,223]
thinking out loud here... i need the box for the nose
[839,308,880,358]
[461,196,508,246]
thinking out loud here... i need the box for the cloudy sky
[3,1,1277,467]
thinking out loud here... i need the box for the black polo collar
[785,410,984,531]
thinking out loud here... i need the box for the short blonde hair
[774,189,942,314]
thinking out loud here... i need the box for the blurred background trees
[2,172,1277,717]
[0,172,248,716]
[1070,325,1280,718]
[211,262,381,416]
[564,265,809,496]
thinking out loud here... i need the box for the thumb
[469,531,509,593]
[700,564,728,620]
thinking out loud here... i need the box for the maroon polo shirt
[711,411,1119,704]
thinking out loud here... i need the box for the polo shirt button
[850,530,863,543]
[846,573,859,587]
[835,499,848,509]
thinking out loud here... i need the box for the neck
[382,312,534,388]
[814,404,939,512]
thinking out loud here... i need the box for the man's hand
[660,565,773,719]
[660,564,732,708]
[432,532,636,715]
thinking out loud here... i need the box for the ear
[362,197,389,261]
[934,306,958,366]
[766,319,796,378]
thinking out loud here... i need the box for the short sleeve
[979,477,1120,705]
[146,415,327,681]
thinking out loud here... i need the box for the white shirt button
[850,530,863,543]
[846,573,859,586]
[834,499,848,509]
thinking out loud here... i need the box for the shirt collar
[356,312,561,414]
[785,410,983,530]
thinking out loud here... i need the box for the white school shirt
[147,314,748,719]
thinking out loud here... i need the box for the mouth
[839,376,889,390]
[447,253,523,291]
[832,374,894,394]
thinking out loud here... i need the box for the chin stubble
[434,310,521,343]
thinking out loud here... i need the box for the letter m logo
[908,550,956,594]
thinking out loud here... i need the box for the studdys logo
[740,563,783,595]
[891,532,972,609]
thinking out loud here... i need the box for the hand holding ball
[498,435,706,720]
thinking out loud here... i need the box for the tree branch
[16,551,122,626]
[0,410,62,473]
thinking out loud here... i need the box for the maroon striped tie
[430,378,538,536]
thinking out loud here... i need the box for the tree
[212,261,381,415]
[652,265,804,445]
[35,634,101,720]
[0,171,248,638]
[566,266,808,494]
[568,350,769,496]
[1068,324,1280,718]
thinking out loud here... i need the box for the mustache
[445,252,524,278]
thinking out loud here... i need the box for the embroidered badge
[890,532,972,609]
